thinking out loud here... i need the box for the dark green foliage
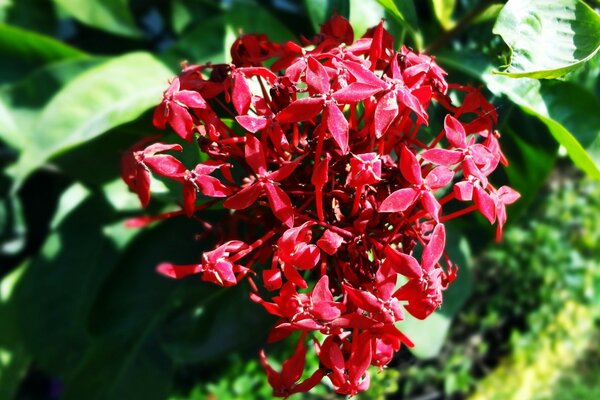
[396,173,600,398]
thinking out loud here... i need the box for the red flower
[153,77,207,142]
[123,15,519,397]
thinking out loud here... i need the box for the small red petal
[156,262,201,279]
[379,188,418,213]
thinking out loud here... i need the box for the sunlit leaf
[493,0,600,78]
[430,0,456,30]
[5,52,172,186]
[349,0,385,38]
[438,51,600,179]
[53,0,142,38]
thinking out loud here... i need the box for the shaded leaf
[13,190,138,376]
[485,77,600,179]
[162,17,226,66]
[3,0,58,36]
[53,0,142,38]
[493,0,600,78]
[0,24,87,84]
[304,0,350,33]
[0,262,30,400]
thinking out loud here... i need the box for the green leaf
[349,0,386,38]
[499,107,558,214]
[376,0,423,49]
[437,51,600,179]
[62,216,215,399]
[0,24,87,84]
[6,52,172,186]
[160,285,272,366]
[162,17,227,66]
[13,191,137,376]
[430,0,456,30]
[304,0,350,33]
[0,57,104,151]
[399,312,451,359]
[53,0,142,38]
[493,0,600,79]
[170,0,219,35]
[3,0,58,36]
[484,76,600,179]
[0,262,31,400]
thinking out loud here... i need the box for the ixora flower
[121,15,519,397]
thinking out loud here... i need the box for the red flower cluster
[121,16,519,396]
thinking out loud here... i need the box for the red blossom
[121,15,518,397]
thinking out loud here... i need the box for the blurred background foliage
[0,0,598,399]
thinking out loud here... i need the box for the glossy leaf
[485,76,600,179]
[438,51,600,179]
[53,0,142,38]
[6,52,173,186]
[493,0,600,79]
[0,57,104,151]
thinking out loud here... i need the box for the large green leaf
[55,202,273,397]
[0,262,30,400]
[53,0,142,38]
[13,189,139,376]
[484,76,600,179]
[0,57,104,151]
[0,24,87,84]
[493,0,600,79]
[437,51,600,179]
[304,0,350,33]
[375,0,423,49]
[5,52,172,186]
